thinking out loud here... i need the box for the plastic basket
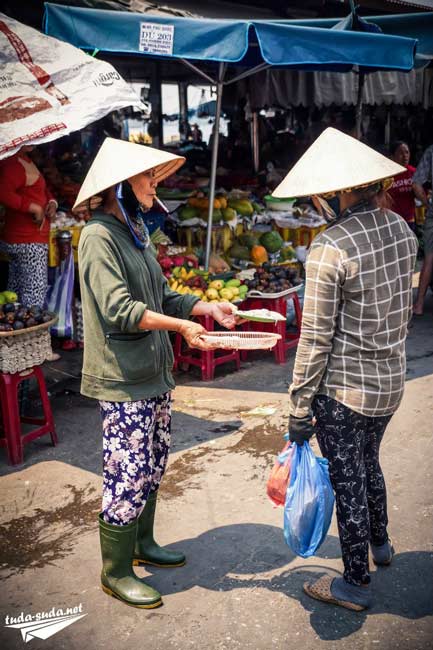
[200,331,281,350]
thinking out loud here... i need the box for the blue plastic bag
[283,442,334,558]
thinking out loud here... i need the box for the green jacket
[78,212,199,402]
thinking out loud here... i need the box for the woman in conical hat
[76,138,237,609]
[273,128,418,612]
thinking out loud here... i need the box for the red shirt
[0,154,55,244]
[388,165,416,223]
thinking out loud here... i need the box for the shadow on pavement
[136,523,341,599]
[0,393,243,476]
[138,524,432,641]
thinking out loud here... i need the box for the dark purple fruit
[16,308,28,321]
[5,312,15,324]
[13,320,25,330]
[4,303,15,313]
[0,323,13,332]
[25,317,37,328]
[42,313,52,323]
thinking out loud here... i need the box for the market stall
[44,3,419,268]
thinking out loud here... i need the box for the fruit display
[227,227,298,265]
[168,270,248,303]
[245,264,302,295]
[177,191,257,224]
[0,303,53,332]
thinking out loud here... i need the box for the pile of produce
[168,270,248,303]
[157,251,198,278]
[228,230,296,265]
[0,302,52,332]
[245,264,302,295]
[157,249,231,278]
[178,191,258,223]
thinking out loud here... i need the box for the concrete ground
[0,297,432,650]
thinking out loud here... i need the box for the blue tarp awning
[288,12,433,66]
[43,3,418,73]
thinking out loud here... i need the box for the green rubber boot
[133,492,186,568]
[99,514,162,608]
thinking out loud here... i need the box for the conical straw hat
[73,137,185,208]
[272,127,405,199]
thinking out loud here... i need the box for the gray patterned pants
[312,395,392,586]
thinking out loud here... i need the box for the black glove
[288,415,314,446]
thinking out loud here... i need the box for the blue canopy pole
[355,71,366,139]
[205,62,226,271]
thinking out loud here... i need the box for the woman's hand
[192,301,241,330]
[45,200,58,220]
[208,302,238,329]
[178,320,214,350]
[29,202,45,224]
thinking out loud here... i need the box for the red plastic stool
[173,314,240,381]
[240,292,302,364]
[0,366,58,465]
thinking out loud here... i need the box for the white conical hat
[73,138,185,208]
[272,127,405,199]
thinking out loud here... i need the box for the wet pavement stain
[0,484,99,578]
[228,422,286,461]
[160,446,219,500]
[161,421,286,500]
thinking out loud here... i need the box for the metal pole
[252,111,260,174]
[204,62,225,270]
[355,71,365,140]
[178,81,188,141]
[149,62,163,148]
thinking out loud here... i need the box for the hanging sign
[139,22,174,56]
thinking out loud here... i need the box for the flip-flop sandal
[303,575,366,612]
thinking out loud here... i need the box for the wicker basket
[200,331,281,350]
[0,315,57,374]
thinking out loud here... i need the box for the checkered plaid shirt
[413,145,433,219]
[289,206,418,418]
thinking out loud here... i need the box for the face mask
[313,195,340,222]
[115,182,150,249]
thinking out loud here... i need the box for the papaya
[212,209,223,223]
[217,195,228,209]
[239,232,259,249]
[228,199,254,216]
[250,245,269,265]
[229,243,250,261]
[222,207,237,222]
[179,206,198,221]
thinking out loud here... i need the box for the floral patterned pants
[312,395,392,586]
[99,393,171,526]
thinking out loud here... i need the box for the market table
[239,288,302,364]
